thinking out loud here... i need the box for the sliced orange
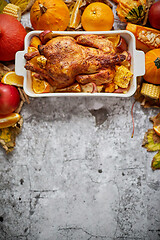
[1,71,24,87]
[107,35,120,47]
[28,46,39,53]
[30,36,42,49]
[32,75,51,94]
[69,0,82,29]
[153,126,160,137]
[0,113,21,129]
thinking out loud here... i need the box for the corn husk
[10,0,36,13]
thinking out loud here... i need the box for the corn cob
[113,65,133,88]
[3,3,21,21]
[10,0,36,13]
[141,83,160,100]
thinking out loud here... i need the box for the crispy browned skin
[76,68,115,85]
[24,35,127,88]
[76,34,115,54]
[24,51,39,60]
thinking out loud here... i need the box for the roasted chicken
[24,34,129,89]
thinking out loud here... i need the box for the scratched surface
[1,5,160,240]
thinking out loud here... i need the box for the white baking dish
[15,30,145,97]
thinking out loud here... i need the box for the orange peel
[32,74,51,94]
[1,71,24,87]
[153,126,160,137]
[0,113,21,129]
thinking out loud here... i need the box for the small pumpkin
[30,0,70,31]
[144,49,160,85]
[116,0,146,24]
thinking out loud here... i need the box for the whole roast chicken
[24,34,128,89]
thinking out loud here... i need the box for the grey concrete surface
[0,96,160,240]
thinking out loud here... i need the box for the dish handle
[134,50,145,77]
[15,50,26,77]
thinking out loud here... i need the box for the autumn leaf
[134,77,160,108]
[142,112,160,170]
[142,129,160,152]
[150,113,160,127]
[0,118,23,153]
[151,151,160,170]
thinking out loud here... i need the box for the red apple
[148,1,160,30]
[39,30,52,44]
[0,83,20,115]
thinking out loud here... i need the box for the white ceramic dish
[15,30,145,98]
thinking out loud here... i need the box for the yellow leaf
[151,151,160,170]
[0,118,23,153]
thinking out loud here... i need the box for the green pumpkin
[116,0,146,24]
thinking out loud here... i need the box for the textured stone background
[0,4,160,240]
[1,96,160,240]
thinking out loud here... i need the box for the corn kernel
[3,3,21,21]
[141,83,160,100]
[114,65,133,88]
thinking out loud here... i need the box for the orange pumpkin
[144,49,160,85]
[30,0,70,31]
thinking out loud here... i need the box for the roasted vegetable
[105,82,115,93]
[81,83,97,93]
[113,65,133,88]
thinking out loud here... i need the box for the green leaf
[151,151,160,170]
[142,129,160,152]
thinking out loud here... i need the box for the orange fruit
[107,35,120,47]
[69,0,82,29]
[1,71,24,87]
[0,113,21,128]
[32,74,51,94]
[81,2,114,31]
[153,126,160,136]
[29,36,42,48]
[28,46,39,53]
